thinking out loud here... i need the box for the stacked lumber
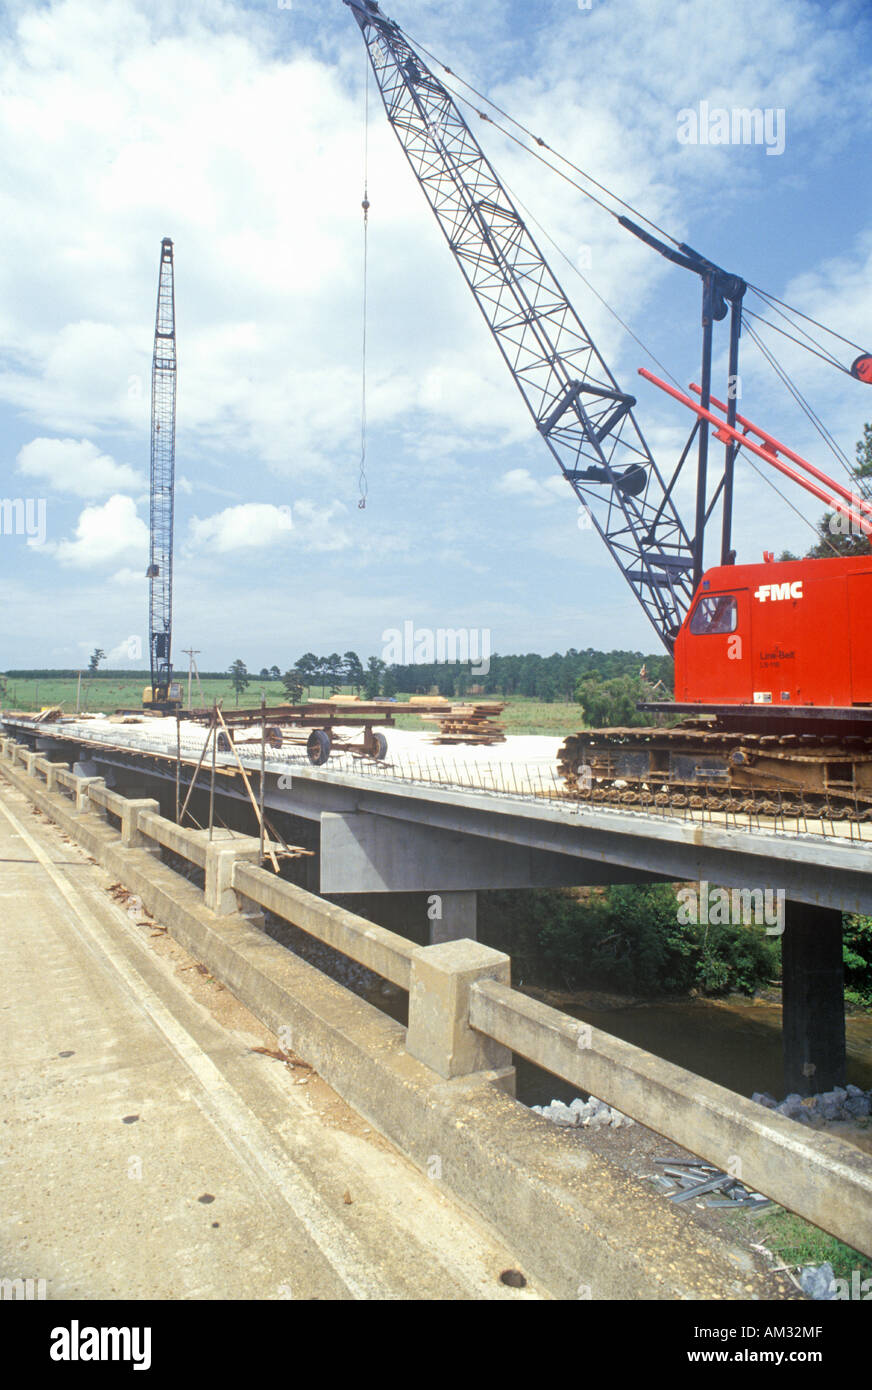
[422,702,506,745]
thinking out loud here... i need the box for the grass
[742,1206,872,1284]
[0,676,288,714]
[1,678,587,737]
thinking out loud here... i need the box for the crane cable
[501,174,683,391]
[743,304,852,376]
[405,28,682,250]
[389,22,863,550]
[744,322,857,481]
[402,24,869,372]
[748,282,867,356]
[359,58,371,510]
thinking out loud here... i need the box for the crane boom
[344,0,696,649]
[147,237,177,707]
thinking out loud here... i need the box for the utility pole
[181,647,201,712]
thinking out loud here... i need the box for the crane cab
[673,555,872,717]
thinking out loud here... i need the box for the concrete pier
[782,900,847,1096]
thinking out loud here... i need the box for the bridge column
[782,900,846,1097]
[429,890,477,944]
[72,759,100,780]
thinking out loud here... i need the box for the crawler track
[558,724,872,820]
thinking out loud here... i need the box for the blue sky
[1,0,870,672]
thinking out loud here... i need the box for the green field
[0,677,585,739]
[0,675,285,715]
[392,697,582,738]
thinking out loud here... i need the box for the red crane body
[674,556,872,714]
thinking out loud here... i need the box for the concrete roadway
[0,777,545,1301]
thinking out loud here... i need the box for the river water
[515,991,872,1107]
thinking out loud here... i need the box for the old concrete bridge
[2,719,870,1298]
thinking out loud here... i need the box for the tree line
[217,648,675,707]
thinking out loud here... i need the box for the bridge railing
[2,734,871,1258]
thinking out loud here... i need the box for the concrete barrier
[75,776,104,812]
[120,798,161,851]
[87,782,128,822]
[407,939,513,1081]
[205,837,265,927]
[136,812,209,869]
[234,861,416,990]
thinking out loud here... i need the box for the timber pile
[422,702,506,745]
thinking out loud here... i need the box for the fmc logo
[753,581,803,603]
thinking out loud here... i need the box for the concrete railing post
[75,777,105,813]
[406,939,514,1081]
[205,838,266,927]
[44,762,69,793]
[120,798,162,852]
[23,751,41,777]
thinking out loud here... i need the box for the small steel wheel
[371,731,388,761]
[307,729,332,765]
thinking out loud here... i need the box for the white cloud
[497,468,559,505]
[187,499,350,554]
[44,494,149,567]
[16,436,142,497]
[112,566,146,587]
[187,502,295,553]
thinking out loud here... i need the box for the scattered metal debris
[651,1157,772,1210]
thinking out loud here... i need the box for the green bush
[574,674,652,729]
[693,920,780,996]
[843,913,872,1008]
[478,885,777,997]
